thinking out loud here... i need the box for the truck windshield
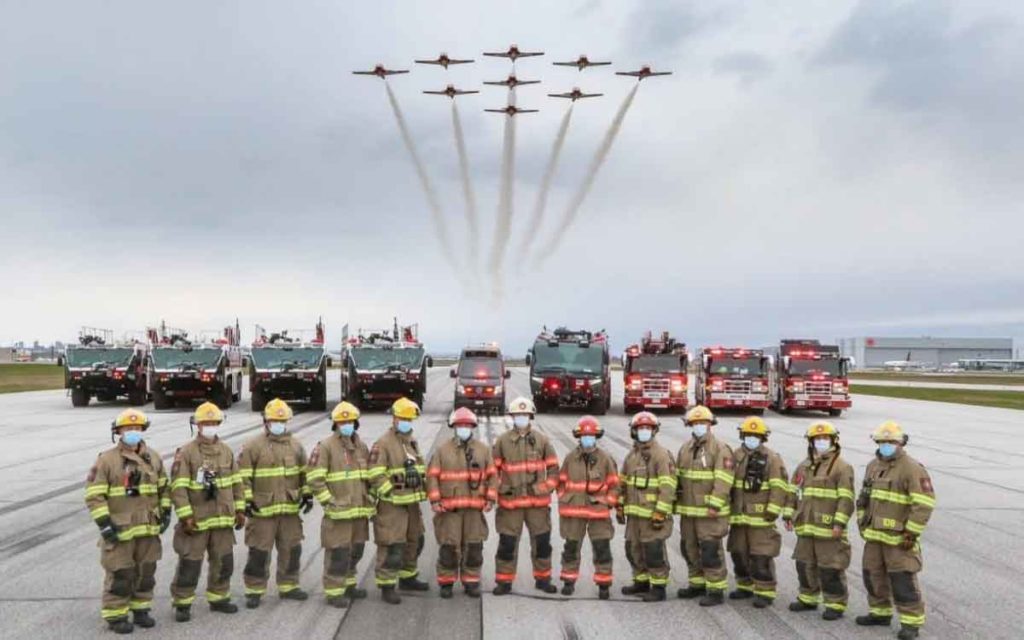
[251,347,324,370]
[533,343,604,376]
[66,348,134,368]
[708,357,763,376]
[152,348,222,370]
[350,347,424,371]
[789,359,842,376]
[458,357,502,379]
[631,354,684,373]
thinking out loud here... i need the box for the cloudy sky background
[2,0,1022,353]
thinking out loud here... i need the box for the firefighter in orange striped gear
[491,397,560,595]
[84,409,171,634]
[618,411,676,602]
[556,415,619,599]
[783,421,856,621]
[854,422,935,640]
[726,416,790,609]
[426,408,498,599]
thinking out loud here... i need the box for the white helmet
[507,396,537,416]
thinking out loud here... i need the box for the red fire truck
[768,339,853,416]
[622,331,689,414]
[526,327,611,414]
[695,347,771,414]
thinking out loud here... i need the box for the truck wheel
[251,388,267,413]
[233,377,242,402]
[128,387,146,407]
[312,385,327,411]
[71,388,89,407]
[753,408,765,416]
[589,396,607,416]
[216,383,232,410]
[828,408,842,417]
[413,390,425,408]
[153,389,171,410]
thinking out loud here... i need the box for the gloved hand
[615,505,626,525]
[650,511,666,530]
[431,501,446,514]
[159,510,172,534]
[831,525,844,540]
[300,495,314,514]
[98,519,119,543]
[483,501,494,514]
[234,511,246,531]
[783,518,793,532]
[245,501,260,517]
[182,517,197,535]
[900,532,917,551]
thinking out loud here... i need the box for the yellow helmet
[508,396,537,415]
[331,401,361,424]
[739,416,769,437]
[112,408,150,430]
[806,421,839,439]
[264,398,294,422]
[391,397,421,420]
[193,402,224,425]
[684,405,717,425]
[872,421,906,443]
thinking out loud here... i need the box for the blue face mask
[580,435,597,450]
[813,438,831,454]
[635,429,653,443]
[878,443,898,458]
[268,422,287,436]
[396,420,413,434]
[512,415,530,429]
[743,436,761,451]
[121,431,143,447]
[692,424,708,439]
[455,426,473,441]
[338,423,355,437]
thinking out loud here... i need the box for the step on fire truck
[248,318,330,412]
[65,328,150,407]
[148,321,244,410]
[768,339,853,416]
[695,347,771,415]
[622,331,689,414]
[339,319,433,410]
[526,327,611,415]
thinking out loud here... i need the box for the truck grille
[642,379,670,394]
[725,379,752,395]
[806,381,832,395]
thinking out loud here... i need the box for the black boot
[642,585,667,602]
[245,594,261,609]
[561,582,575,596]
[464,583,481,598]
[492,582,512,596]
[700,590,725,607]
[598,585,610,601]
[535,579,557,594]
[897,626,920,640]
[677,585,706,599]
[346,586,368,599]
[210,600,238,614]
[439,585,454,599]
[174,606,191,623]
[280,588,309,601]
[107,618,134,635]
[381,586,402,605]
[398,576,430,591]
[326,595,349,609]
[729,588,754,600]
[132,610,155,629]
[822,607,844,621]
[856,614,892,626]
[788,600,817,612]
[752,595,773,609]
[621,581,650,596]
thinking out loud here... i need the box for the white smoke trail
[487,87,517,296]
[451,101,479,271]
[533,84,639,267]
[517,103,574,262]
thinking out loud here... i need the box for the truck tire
[153,389,171,410]
[753,408,765,416]
[216,383,232,410]
[128,387,146,407]
[233,376,242,402]
[311,385,327,411]
[828,408,842,417]
[71,388,90,407]
[589,395,607,416]
[412,390,425,409]
[251,388,267,413]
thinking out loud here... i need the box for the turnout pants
[862,540,926,629]
[624,516,672,587]
[434,509,488,586]
[494,507,553,583]
[170,526,235,607]
[99,536,162,621]
[322,518,370,597]
[679,516,730,593]
[727,525,781,600]
[793,536,851,611]
[243,514,304,595]
[373,502,425,587]
[559,516,613,586]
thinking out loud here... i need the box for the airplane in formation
[352,64,409,79]
[483,44,544,62]
[552,54,612,71]
[548,87,603,101]
[423,85,480,98]
[414,53,474,69]
[616,66,672,80]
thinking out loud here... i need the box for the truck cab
[148,321,244,410]
[452,344,510,415]
[695,347,771,414]
[623,331,689,414]
[249,319,329,412]
[65,328,149,407]
[340,320,432,410]
[527,327,610,414]
[769,339,852,416]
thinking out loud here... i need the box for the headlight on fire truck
[790,381,805,392]
[832,382,846,393]
[530,377,544,385]
[589,378,603,387]
[752,380,767,392]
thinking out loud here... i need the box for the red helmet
[630,411,660,429]
[448,407,478,428]
[573,415,604,439]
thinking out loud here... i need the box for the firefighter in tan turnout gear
[85,408,171,635]
[425,407,497,598]
[617,411,676,602]
[368,397,430,604]
[855,422,936,640]
[557,415,619,599]
[674,405,734,607]
[306,402,374,608]
[784,421,856,620]
[727,416,790,608]
[169,402,245,622]
[491,397,560,595]
[238,398,313,608]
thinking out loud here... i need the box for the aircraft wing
[482,52,511,58]
[383,70,409,76]
[352,71,377,75]
[515,108,539,113]
[579,92,603,98]
[519,52,544,57]
[615,71,643,77]
[516,80,541,85]
[647,71,672,76]
[454,90,479,95]
[548,92,575,98]
[482,80,507,86]
[587,61,612,66]
[552,61,578,67]
[448,59,474,65]
[423,90,448,95]
[484,108,508,112]
[415,60,442,65]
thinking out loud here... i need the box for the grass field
[851,384,1024,411]
[0,364,65,394]
[850,372,1024,386]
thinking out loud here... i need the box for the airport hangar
[837,336,1021,369]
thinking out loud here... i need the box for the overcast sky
[2,0,1022,353]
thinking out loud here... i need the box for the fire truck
[526,327,611,414]
[148,321,244,410]
[339,320,433,410]
[622,331,689,414]
[695,347,771,414]
[768,339,853,416]
[248,319,330,412]
[64,328,150,407]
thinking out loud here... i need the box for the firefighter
[169,402,245,622]
[84,408,171,634]
[726,416,790,608]
[426,408,497,599]
[238,398,312,609]
[674,405,734,607]
[617,411,676,602]
[307,402,374,608]
[783,421,856,620]
[491,396,560,595]
[557,415,619,599]
[367,397,430,604]
[855,422,935,640]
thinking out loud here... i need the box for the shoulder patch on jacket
[309,444,321,466]
[723,456,734,470]
[86,463,98,482]
[369,444,381,464]
[919,477,933,493]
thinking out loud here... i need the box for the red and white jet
[615,66,672,81]
[414,53,474,69]
[482,44,544,62]
[552,55,612,71]
[484,74,540,88]
[484,105,539,116]
[423,84,480,99]
[352,64,410,79]
[548,87,602,101]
